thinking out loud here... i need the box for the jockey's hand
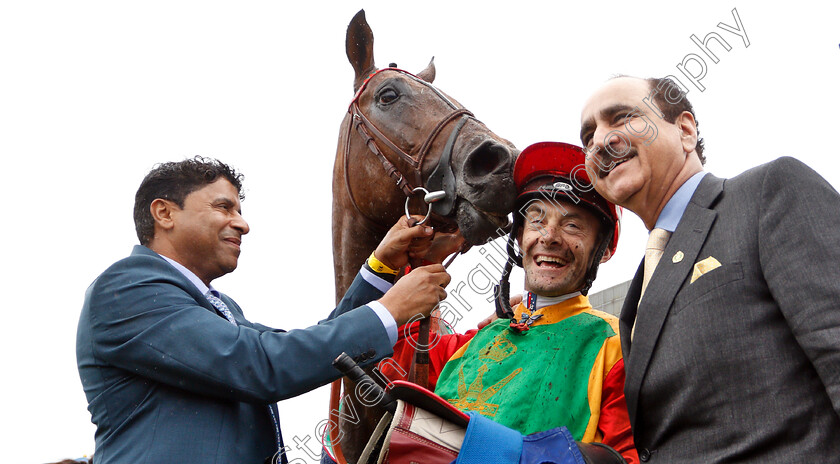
[478,294,521,329]
[373,215,435,271]
[379,264,450,326]
[422,230,465,264]
[477,312,497,330]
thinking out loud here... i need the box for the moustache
[591,146,638,178]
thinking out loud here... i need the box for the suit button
[367,348,376,357]
[639,448,651,462]
[353,355,362,363]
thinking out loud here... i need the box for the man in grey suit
[578,76,840,462]
[77,157,450,464]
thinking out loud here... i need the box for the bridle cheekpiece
[344,67,478,227]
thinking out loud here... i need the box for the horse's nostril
[465,143,508,179]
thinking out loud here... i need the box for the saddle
[333,354,626,464]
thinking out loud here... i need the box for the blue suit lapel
[622,174,724,427]
[130,245,222,317]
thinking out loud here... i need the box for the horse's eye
[378,88,400,105]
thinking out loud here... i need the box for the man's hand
[378,264,451,326]
[373,215,435,271]
[477,312,498,330]
[423,230,466,265]
[477,294,522,329]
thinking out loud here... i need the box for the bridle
[343,67,477,229]
[329,68,476,464]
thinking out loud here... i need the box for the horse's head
[340,9,518,245]
[329,11,519,463]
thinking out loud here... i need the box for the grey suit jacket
[77,245,393,464]
[621,157,840,462]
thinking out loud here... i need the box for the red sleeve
[598,358,639,464]
[378,322,476,390]
[427,329,476,388]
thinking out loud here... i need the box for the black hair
[645,76,706,165]
[133,156,244,246]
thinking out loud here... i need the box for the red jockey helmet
[513,141,621,259]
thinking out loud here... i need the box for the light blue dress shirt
[654,171,707,232]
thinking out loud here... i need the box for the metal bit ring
[404,187,446,225]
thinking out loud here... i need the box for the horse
[328,10,519,464]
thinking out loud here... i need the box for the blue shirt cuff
[360,266,395,293]
[367,300,398,346]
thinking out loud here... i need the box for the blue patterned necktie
[205,292,287,463]
[206,293,238,325]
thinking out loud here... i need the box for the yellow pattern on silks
[448,364,523,416]
[436,295,622,441]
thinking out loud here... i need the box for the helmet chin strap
[580,241,605,296]
[494,232,519,320]
[581,217,615,296]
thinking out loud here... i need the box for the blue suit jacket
[77,245,393,464]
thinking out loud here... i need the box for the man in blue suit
[76,156,450,464]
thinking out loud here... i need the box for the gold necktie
[632,228,671,341]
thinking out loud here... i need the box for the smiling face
[161,179,250,285]
[579,77,701,228]
[518,199,603,297]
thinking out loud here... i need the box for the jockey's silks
[434,295,624,443]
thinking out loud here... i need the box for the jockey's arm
[598,358,639,464]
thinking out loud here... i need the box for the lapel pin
[672,251,684,263]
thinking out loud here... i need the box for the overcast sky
[2,1,838,462]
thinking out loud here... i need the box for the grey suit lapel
[620,260,645,359]
[623,174,725,426]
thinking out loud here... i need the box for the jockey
[383,141,638,463]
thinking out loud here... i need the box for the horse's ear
[417,57,436,83]
[347,9,377,92]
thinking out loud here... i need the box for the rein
[330,69,473,464]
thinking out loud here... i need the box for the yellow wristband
[367,252,399,275]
